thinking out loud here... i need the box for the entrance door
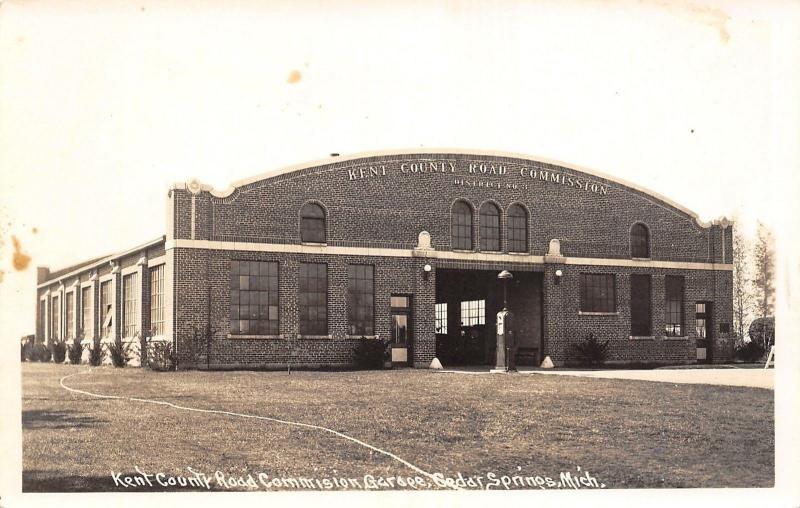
[695,301,713,363]
[390,295,412,365]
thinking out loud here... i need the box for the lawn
[21,363,774,492]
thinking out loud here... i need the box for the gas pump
[492,270,516,373]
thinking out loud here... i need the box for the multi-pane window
[507,204,528,253]
[65,292,74,339]
[39,299,46,341]
[51,296,61,341]
[123,272,140,338]
[435,303,448,334]
[100,280,113,339]
[300,203,326,243]
[479,202,501,251]
[299,262,327,335]
[579,273,616,313]
[150,265,165,336]
[631,223,650,258]
[460,299,485,326]
[347,264,374,335]
[630,274,652,336]
[451,201,473,250]
[230,260,279,335]
[81,286,93,339]
[665,275,685,336]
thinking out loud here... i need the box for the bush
[748,317,775,351]
[569,333,610,367]
[108,338,130,367]
[353,337,388,369]
[51,340,67,363]
[40,345,52,362]
[21,343,26,362]
[146,338,176,371]
[24,343,40,362]
[735,339,765,363]
[68,337,83,365]
[88,341,104,367]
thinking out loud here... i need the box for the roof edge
[171,148,717,228]
[38,235,166,288]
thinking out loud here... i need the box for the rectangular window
[630,274,652,336]
[123,272,140,338]
[51,295,61,341]
[39,299,46,340]
[347,264,374,335]
[435,303,448,334]
[100,280,113,339]
[81,286,93,339]
[299,263,327,335]
[150,265,165,336]
[65,292,74,339]
[230,260,279,335]
[580,273,616,312]
[664,275,685,337]
[460,299,485,326]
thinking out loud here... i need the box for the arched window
[479,202,501,251]
[631,223,650,258]
[507,204,528,253]
[451,201,473,250]
[300,203,326,243]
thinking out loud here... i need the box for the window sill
[346,335,379,340]
[297,334,333,340]
[507,251,529,256]
[578,311,619,316]
[451,249,475,253]
[630,336,655,340]
[664,336,689,341]
[301,242,327,247]
[630,257,651,261]
[227,334,282,340]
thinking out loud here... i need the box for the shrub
[353,336,388,369]
[569,333,610,367]
[21,343,26,362]
[40,345,52,362]
[735,339,765,363]
[748,317,775,351]
[147,338,176,371]
[88,341,104,367]
[24,343,41,362]
[108,338,130,368]
[51,340,67,363]
[67,337,83,365]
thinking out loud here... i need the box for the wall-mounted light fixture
[554,269,563,285]
[423,264,432,280]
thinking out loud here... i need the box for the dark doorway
[695,301,713,363]
[434,269,543,367]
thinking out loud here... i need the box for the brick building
[35,150,736,368]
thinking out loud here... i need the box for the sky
[1,0,799,502]
[2,0,798,338]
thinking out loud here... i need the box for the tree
[752,222,775,320]
[731,227,755,340]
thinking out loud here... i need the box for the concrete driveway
[522,367,774,389]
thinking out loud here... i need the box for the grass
[21,363,774,492]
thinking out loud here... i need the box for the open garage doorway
[434,269,544,367]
